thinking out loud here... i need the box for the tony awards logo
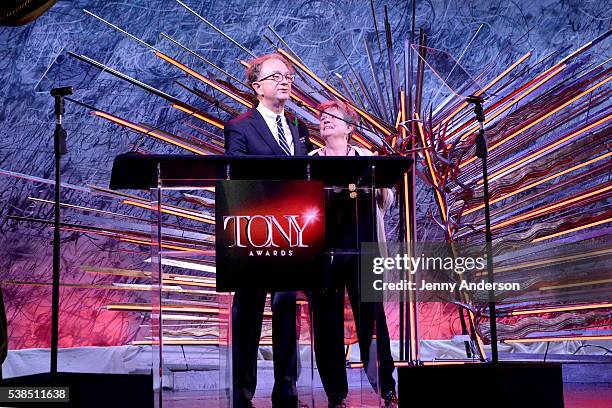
[223,210,318,257]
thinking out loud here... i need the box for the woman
[309,101,398,408]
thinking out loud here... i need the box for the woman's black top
[312,149,376,251]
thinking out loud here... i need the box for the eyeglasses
[257,73,296,83]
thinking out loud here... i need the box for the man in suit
[225,53,309,408]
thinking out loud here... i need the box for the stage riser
[160,362,612,392]
[170,362,387,392]
[563,363,612,383]
[0,372,153,408]
[398,363,564,408]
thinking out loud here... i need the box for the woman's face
[319,107,352,140]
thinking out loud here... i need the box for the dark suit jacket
[225,108,309,156]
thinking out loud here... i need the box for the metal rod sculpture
[3,3,610,360]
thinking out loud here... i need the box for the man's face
[252,58,292,103]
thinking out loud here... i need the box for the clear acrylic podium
[110,153,413,407]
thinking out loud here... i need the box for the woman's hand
[377,188,390,209]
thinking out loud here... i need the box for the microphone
[466,95,485,123]
[466,95,487,158]
[50,87,73,119]
[50,86,73,97]
[292,98,399,154]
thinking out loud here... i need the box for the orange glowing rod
[348,361,415,368]
[403,174,411,247]
[155,51,254,108]
[122,199,215,224]
[414,113,448,225]
[106,303,221,314]
[508,302,612,316]
[133,340,222,346]
[120,237,209,253]
[488,63,570,113]
[172,104,225,129]
[407,283,417,363]
[277,48,393,137]
[491,33,610,132]
[452,63,567,147]
[402,172,418,362]
[352,133,374,150]
[158,315,220,321]
[92,111,208,155]
[480,51,534,94]
[476,248,611,276]
[464,151,612,215]
[533,217,612,242]
[468,308,487,360]
[163,279,216,289]
[554,32,610,68]
[539,278,612,291]
[491,184,612,231]
[503,335,612,344]
[394,91,407,150]
[434,51,532,133]
[310,138,324,148]
[461,75,611,168]
[446,63,566,143]
[82,266,218,285]
[133,339,274,346]
[395,108,402,129]
[168,274,216,282]
[479,115,612,184]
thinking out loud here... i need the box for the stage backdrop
[0,0,609,350]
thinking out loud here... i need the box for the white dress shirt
[256,103,294,155]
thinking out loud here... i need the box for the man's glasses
[257,73,296,83]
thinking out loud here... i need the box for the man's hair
[245,53,294,86]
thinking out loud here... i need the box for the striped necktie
[275,115,292,156]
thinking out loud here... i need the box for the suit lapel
[249,109,285,156]
[287,118,303,156]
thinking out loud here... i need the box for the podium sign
[215,180,325,292]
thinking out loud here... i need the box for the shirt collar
[257,102,284,120]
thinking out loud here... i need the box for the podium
[110,153,413,408]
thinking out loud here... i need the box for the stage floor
[163,383,612,407]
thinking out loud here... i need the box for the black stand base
[398,363,564,408]
[1,372,154,408]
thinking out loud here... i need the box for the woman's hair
[316,100,360,141]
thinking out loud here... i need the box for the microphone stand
[5,87,154,403]
[466,95,499,363]
[50,86,72,375]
